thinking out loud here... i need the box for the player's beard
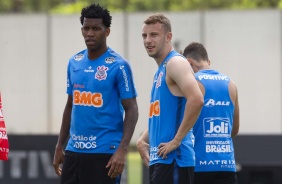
[147,46,162,59]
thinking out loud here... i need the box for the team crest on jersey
[95,65,109,81]
[156,72,163,88]
[105,57,115,64]
[74,53,84,61]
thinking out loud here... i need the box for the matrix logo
[203,117,231,138]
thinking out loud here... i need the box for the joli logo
[203,118,230,138]
[206,122,228,134]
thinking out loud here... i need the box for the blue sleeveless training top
[149,50,195,167]
[194,69,236,172]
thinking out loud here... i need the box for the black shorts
[149,161,194,184]
[61,151,121,184]
[194,171,237,184]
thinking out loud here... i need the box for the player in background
[183,42,240,184]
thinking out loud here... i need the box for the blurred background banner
[0,135,128,184]
[233,135,282,184]
[0,135,60,184]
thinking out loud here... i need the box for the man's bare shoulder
[229,80,238,92]
[166,55,192,73]
[169,55,188,63]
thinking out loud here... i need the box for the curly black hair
[80,4,112,28]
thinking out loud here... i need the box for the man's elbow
[193,95,204,109]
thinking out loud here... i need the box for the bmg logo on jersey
[73,90,103,107]
[149,100,160,118]
[203,117,231,138]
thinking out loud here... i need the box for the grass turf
[127,152,142,184]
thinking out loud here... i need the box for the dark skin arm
[106,97,138,178]
[53,95,72,176]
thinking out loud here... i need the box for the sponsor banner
[0,135,127,184]
[0,135,59,184]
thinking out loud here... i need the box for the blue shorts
[61,151,121,184]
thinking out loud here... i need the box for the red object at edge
[0,92,9,161]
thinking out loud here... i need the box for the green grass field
[127,152,142,184]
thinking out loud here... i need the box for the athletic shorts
[61,151,121,184]
[193,171,237,184]
[149,161,194,184]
